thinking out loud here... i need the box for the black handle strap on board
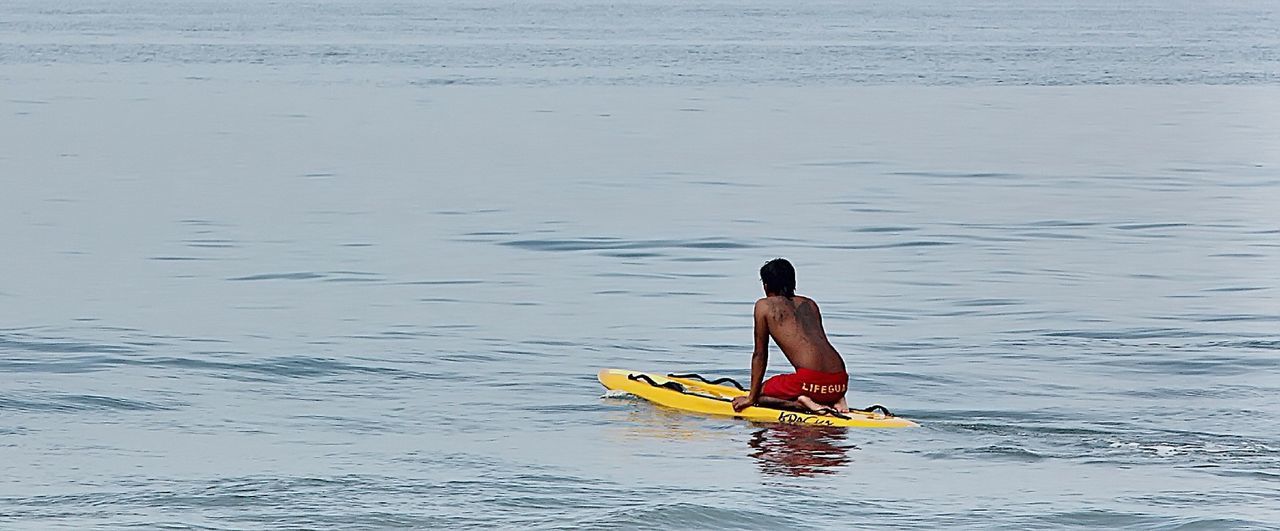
[801,405,894,420]
[627,373,685,393]
[628,373,731,403]
[666,373,747,391]
[854,404,895,417]
[810,406,852,420]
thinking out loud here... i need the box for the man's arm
[733,300,770,411]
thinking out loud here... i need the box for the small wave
[1092,354,1278,376]
[121,355,434,382]
[891,170,1017,179]
[14,475,380,518]
[1041,328,1223,340]
[0,354,130,374]
[343,329,437,341]
[184,239,237,248]
[925,445,1048,462]
[1027,219,1102,228]
[1117,385,1263,399]
[228,272,326,281]
[524,403,612,414]
[600,251,666,258]
[21,355,440,383]
[290,414,397,434]
[1203,339,1280,350]
[500,237,754,252]
[951,298,1024,307]
[871,371,963,387]
[0,393,173,412]
[850,226,919,233]
[1209,252,1265,258]
[687,180,760,188]
[1113,223,1192,231]
[438,353,502,363]
[1030,510,1183,528]
[569,502,796,530]
[227,271,387,283]
[797,159,880,167]
[817,240,954,250]
[434,208,501,216]
[322,276,384,283]
[0,334,137,356]
[409,77,497,86]
[1103,438,1279,463]
[1214,469,1280,482]
[523,339,575,347]
[1181,313,1280,323]
[601,390,636,400]
[1013,231,1089,240]
[399,279,483,285]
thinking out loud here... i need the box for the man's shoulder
[754,296,779,313]
[756,295,818,308]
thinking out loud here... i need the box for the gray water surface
[3,0,1279,85]
[3,1,1280,529]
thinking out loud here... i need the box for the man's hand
[731,396,755,412]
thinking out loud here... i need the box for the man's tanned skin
[731,260,850,414]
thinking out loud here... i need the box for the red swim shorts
[762,368,848,405]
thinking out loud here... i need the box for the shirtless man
[731,258,850,414]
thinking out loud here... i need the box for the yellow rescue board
[598,368,918,428]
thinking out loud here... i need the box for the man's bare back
[731,258,851,414]
[755,295,846,374]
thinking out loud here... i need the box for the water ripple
[228,272,327,281]
[501,237,755,252]
[569,502,799,530]
[0,334,137,355]
[135,355,433,382]
[0,393,174,412]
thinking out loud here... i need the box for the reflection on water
[748,424,858,477]
[601,397,725,443]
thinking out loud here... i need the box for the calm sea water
[3,1,1280,529]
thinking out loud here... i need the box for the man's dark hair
[760,258,796,298]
